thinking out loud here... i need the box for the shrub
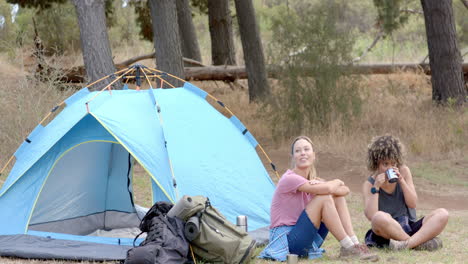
[263,1,362,139]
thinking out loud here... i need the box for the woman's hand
[332,185,350,197]
[374,173,386,188]
[398,165,418,208]
[332,179,345,186]
[393,167,405,183]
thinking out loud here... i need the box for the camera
[385,168,398,183]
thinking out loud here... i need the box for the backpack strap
[205,197,211,209]
[133,231,145,247]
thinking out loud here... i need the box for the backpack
[169,195,257,264]
[124,201,189,264]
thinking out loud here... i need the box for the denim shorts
[287,210,328,257]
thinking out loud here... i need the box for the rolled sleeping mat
[184,216,200,241]
[167,195,194,219]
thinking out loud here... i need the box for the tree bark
[421,0,466,105]
[149,0,185,87]
[72,0,119,91]
[208,0,236,65]
[234,0,270,101]
[176,0,202,64]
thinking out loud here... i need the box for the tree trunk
[149,0,185,87]
[421,0,466,105]
[72,0,119,91]
[208,0,236,65]
[234,0,270,102]
[176,0,202,65]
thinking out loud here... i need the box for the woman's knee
[315,194,335,204]
[371,211,392,230]
[333,195,346,203]
[435,208,449,223]
[305,194,333,210]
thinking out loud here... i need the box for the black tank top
[368,176,416,222]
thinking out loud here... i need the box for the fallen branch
[56,63,468,83]
[400,8,423,14]
[118,52,205,67]
[184,63,468,81]
[353,30,385,63]
[58,54,205,83]
[420,54,429,64]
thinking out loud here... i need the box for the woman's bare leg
[407,208,449,248]
[333,196,355,237]
[371,211,410,241]
[305,194,348,241]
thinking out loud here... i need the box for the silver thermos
[236,215,248,232]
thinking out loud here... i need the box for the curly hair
[367,135,405,171]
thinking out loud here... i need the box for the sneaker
[389,239,409,251]
[339,244,379,262]
[414,237,443,251]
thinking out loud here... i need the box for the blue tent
[0,69,276,260]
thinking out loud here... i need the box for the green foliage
[454,1,468,47]
[4,1,81,55]
[0,0,19,53]
[129,0,152,42]
[130,0,207,42]
[5,0,116,54]
[191,0,208,14]
[263,1,362,139]
[30,2,80,54]
[7,0,115,24]
[6,0,66,9]
[107,0,141,47]
[373,0,411,34]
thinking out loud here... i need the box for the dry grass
[0,52,74,183]
[192,72,467,164]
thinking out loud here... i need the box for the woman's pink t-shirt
[270,169,320,228]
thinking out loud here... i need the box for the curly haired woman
[362,135,449,251]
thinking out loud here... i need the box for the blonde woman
[259,136,378,261]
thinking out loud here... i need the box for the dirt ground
[266,147,468,211]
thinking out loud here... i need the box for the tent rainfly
[0,65,277,261]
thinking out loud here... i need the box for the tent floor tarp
[0,234,132,261]
[0,228,270,261]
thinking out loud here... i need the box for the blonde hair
[290,136,317,180]
[367,135,405,171]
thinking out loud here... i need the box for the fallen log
[59,55,205,83]
[184,63,468,81]
[59,63,468,83]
